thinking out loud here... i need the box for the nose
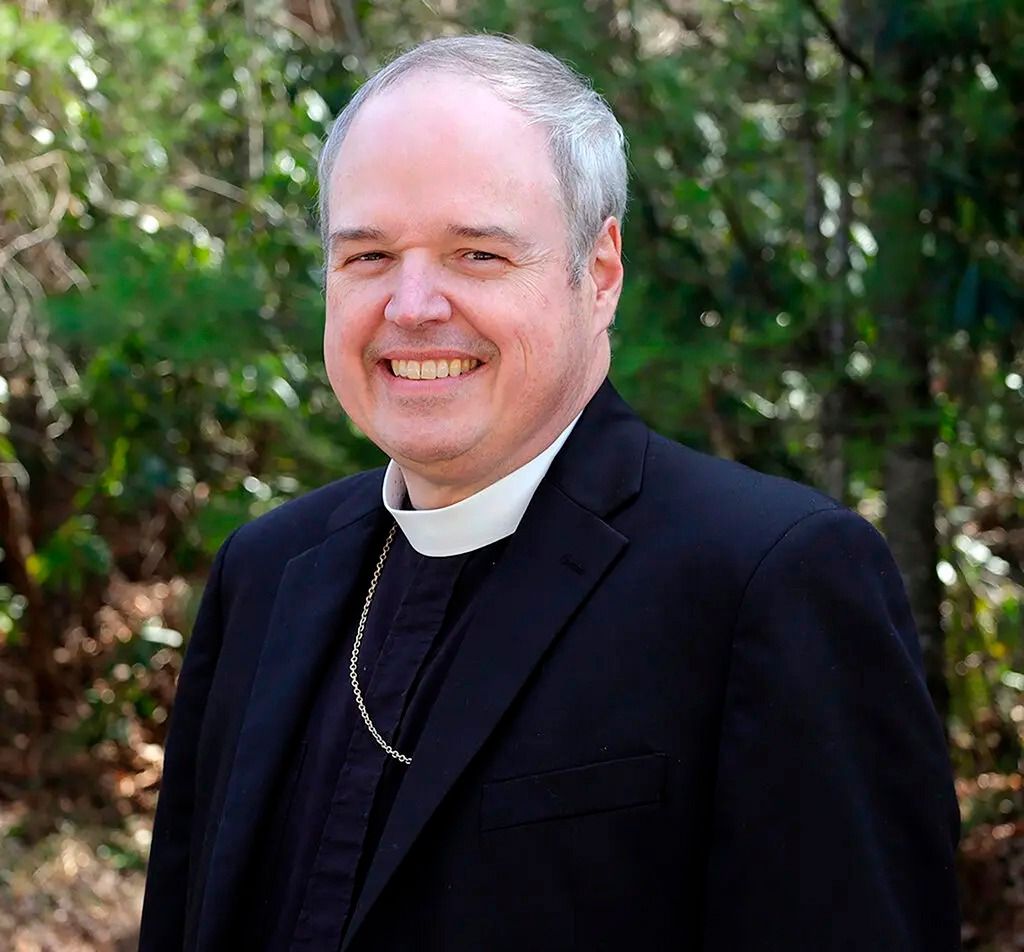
[384,259,452,329]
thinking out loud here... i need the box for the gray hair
[316,34,628,282]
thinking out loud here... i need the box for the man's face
[324,73,621,503]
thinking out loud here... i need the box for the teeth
[390,358,480,379]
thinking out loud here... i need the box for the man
[139,35,960,951]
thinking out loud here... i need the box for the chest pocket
[479,752,666,832]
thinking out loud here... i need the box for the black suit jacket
[139,381,961,951]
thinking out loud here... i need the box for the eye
[463,250,503,262]
[347,251,388,264]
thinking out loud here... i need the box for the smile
[389,358,481,380]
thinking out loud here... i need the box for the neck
[401,470,501,510]
[398,366,607,510]
[401,439,550,508]
[398,413,581,511]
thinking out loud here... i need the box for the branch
[712,184,784,310]
[268,9,321,49]
[240,0,265,182]
[648,0,725,54]
[331,0,372,71]
[0,152,71,271]
[803,0,871,79]
[178,168,248,204]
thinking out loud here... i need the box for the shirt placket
[290,554,464,951]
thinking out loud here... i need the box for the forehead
[328,73,564,235]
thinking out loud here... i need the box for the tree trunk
[797,31,849,503]
[868,3,947,721]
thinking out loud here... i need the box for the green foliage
[0,579,27,646]
[29,516,112,593]
[0,0,1021,839]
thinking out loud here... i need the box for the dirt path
[0,806,147,952]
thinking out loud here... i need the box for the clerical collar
[382,413,581,557]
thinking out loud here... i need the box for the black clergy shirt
[244,523,508,951]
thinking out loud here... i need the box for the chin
[380,428,481,468]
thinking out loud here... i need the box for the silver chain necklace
[349,524,413,764]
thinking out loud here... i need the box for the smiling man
[322,69,620,511]
[139,35,960,952]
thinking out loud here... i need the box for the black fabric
[479,752,667,832]
[139,380,961,952]
[244,530,507,950]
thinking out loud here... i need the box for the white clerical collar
[382,413,582,557]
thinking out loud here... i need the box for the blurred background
[0,0,1021,948]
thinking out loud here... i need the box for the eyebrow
[329,226,389,250]
[327,223,537,257]
[445,224,531,251]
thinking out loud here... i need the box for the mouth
[384,357,483,380]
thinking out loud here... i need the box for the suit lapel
[342,381,649,949]
[195,495,386,952]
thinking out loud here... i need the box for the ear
[587,216,624,333]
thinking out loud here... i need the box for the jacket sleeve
[138,530,237,952]
[700,507,961,951]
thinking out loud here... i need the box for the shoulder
[220,467,384,580]
[641,430,841,547]
[634,431,909,650]
[622,429,902,609]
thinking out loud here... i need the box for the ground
[0,804,147,952]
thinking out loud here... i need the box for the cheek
[322,314,347,384]
[325,287,378,360]
[323,313,369,405]
[322,324,345,399]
